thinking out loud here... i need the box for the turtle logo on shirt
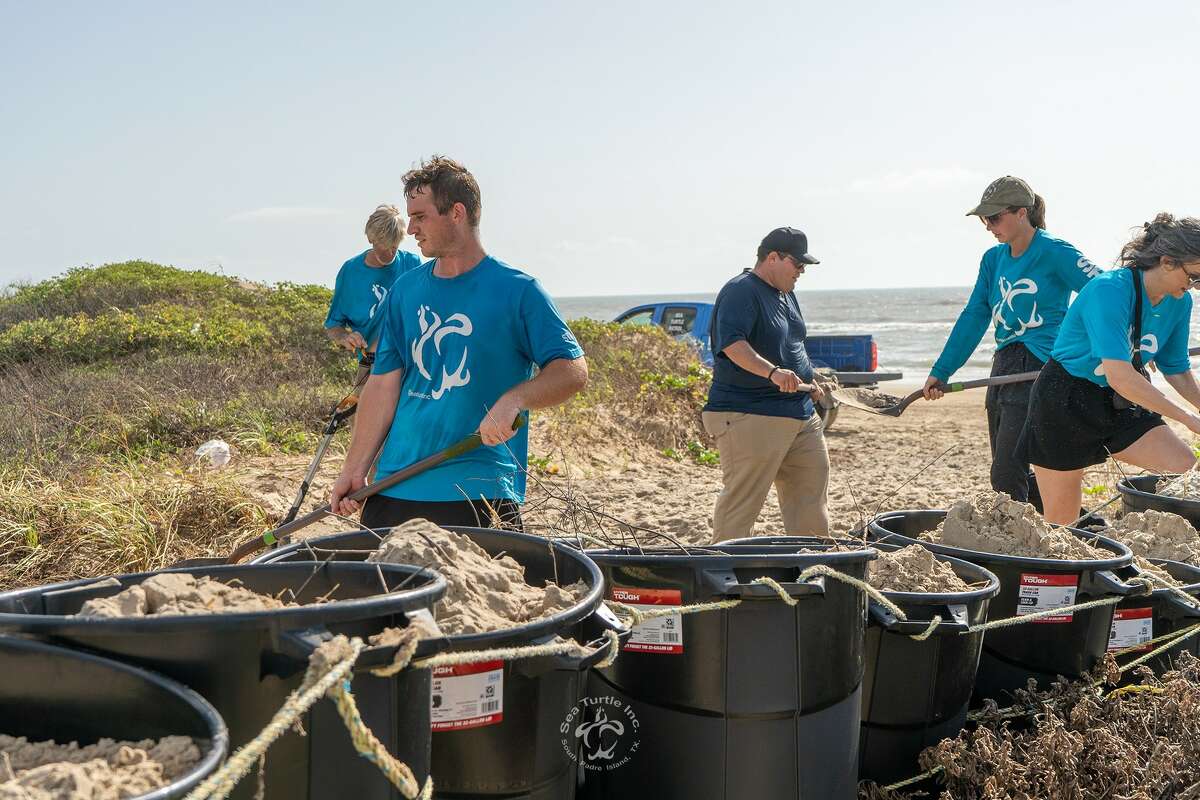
[993,277,1043,345]
[410,305,474,399]
[1094,332,1158,376]
[368,284,387,320]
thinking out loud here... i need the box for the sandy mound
[868,544,971,593]
[77,573,291,618]
[1109,510,1200,565]
[0,735,199,800]
[921,492,1106,560]
[367,519,587,635]
[1156,471,1200,500]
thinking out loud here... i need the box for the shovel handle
[937,370,1041,393]
[225,414,528,564]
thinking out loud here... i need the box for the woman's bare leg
[1032,465,1086,525]
[1111,425,1197,474]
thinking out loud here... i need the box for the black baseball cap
[759,227,819,264]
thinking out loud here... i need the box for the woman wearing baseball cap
[923,176,1100,505]
[1021,214,1200,524]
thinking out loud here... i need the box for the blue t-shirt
[1052,267,1192,386]
[703,270,815,420]
[371,256,584,502]
[931,229,1100,382]
[324,250,423,348]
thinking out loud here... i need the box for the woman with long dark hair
[924,176,1100,504]
[1022,214,1200,524]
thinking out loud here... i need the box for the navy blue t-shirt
[703,270,815,419]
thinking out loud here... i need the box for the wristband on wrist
[767,366,780,380]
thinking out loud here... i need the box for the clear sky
[2,1,1199,297]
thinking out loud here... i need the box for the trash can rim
[867,509,1134,571]
[0,561,446,634]
[0,635,229,800]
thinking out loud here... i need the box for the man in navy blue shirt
[702,227,829,541]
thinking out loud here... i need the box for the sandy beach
[230,390,1123,545]
[232,383,1185,548]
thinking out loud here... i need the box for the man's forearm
[344,372,400,474]
[499,356,588,411]
[723,340,776,378]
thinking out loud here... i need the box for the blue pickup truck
[614,301,903,388]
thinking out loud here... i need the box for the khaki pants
[702,411,830,542]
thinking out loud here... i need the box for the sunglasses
[1182,267,1200,288]
[983,210,1012,225]
[783,254,806,270]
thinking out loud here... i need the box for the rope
[183,618,626,800]
[1105,683,1166,700]
[1143,573,1200,611]
[184,638,367,800]
[1116,621,1200,675]
[608,567,943,641]
[327,677,432,799]
[368,625,423,678]
[1111,619,1200,658]
[881,764,944,792]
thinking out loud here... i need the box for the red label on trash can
[611,586,683,654]
[1016,573,1078,623]
[430,660,504,731]
[1108,607,1153,652]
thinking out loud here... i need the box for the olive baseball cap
[759,227,819,264]
[966,176,1035,217]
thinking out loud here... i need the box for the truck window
[617,309,655,326]
[660,306,697,336]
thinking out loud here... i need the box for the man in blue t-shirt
[702,227,829,542]
[330,157,588,530]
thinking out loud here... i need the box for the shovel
[832,371,1042,418]
[834,344,1200,419]
[168,415,527,568]
[220,413,528,564]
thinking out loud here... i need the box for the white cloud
[226,207,346,223]
[849,167,984,194]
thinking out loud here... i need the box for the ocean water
[554,287,992,384]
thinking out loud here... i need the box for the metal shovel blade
[833,370,1043,419]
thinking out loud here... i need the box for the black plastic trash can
[727,535,1002,784]
[1117,475,1200,529]
[0,561,444,800]
[255,527,623,800]
[1108,557,1200,679]
[577,541,876,800]
[868,510,1142,703]
[0,635,228,799]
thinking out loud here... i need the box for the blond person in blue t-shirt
[324,205,423,387]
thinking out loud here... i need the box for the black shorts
[1019,358,1165,471]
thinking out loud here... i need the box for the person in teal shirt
[329,157,588,530]
[1021,213,1200,524]
[924,176,1099,504]
[324,204,423,387]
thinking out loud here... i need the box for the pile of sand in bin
[1156,470,1200,500]
[0,735,200,800]
[920,492,1106,560]
[367,519,588,636]
[867,545,971,593]
[1108,510,1200,565]
[77,573,292,618]
[1132,555,1185,587]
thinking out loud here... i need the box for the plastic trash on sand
[195,439,232,468]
